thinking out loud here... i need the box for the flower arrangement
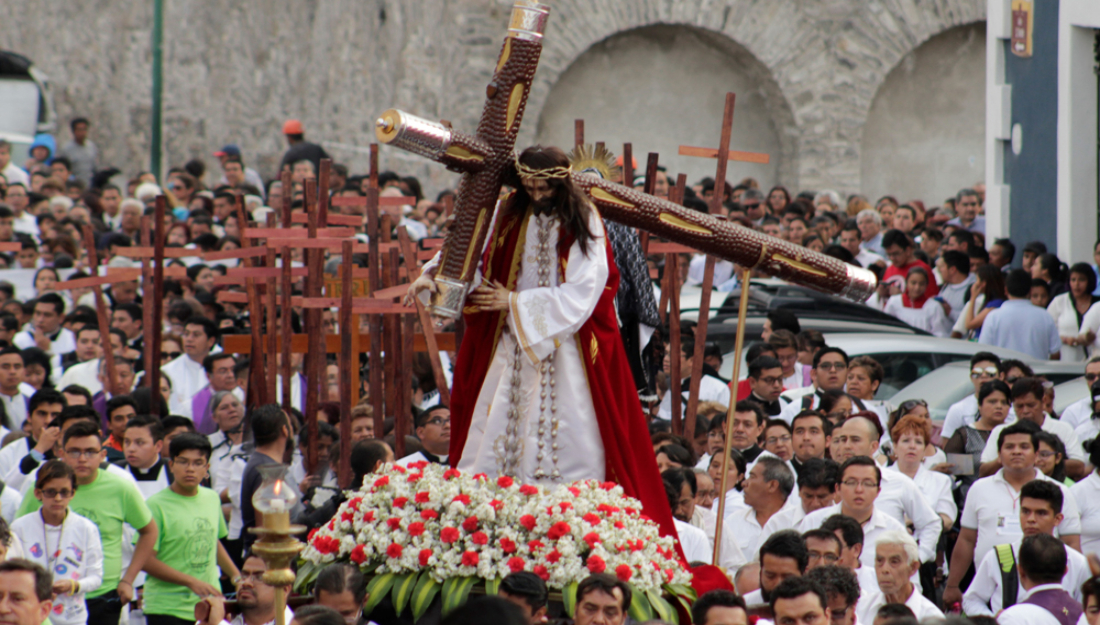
[298,462,695,622]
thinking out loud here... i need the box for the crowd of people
[0,114,1096,625]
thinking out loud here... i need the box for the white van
[0,50,56,162]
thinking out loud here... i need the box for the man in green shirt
[142,432,241,625]
[16,420,158,625]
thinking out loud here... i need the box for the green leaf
[484,577,502,597]
[562,581,579,618]
[627,584,653,622]
[441,576,478,617]
[646,588,677,624]
[292,561,317,594]
[666,583,698,602]
[411,573,442,622]
[391,572,419,616]
[363,573,397,616]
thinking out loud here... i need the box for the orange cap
[283,119,304,135]
[614,155,638,169]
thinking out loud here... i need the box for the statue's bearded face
[522,178,556,210]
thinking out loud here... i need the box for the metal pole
[150,0,164,179]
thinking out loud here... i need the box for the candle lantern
[248,464,306,625]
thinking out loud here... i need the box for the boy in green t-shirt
[142,432,242,625]
[17,419,158,625]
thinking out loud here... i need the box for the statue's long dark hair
[505,145,596,256]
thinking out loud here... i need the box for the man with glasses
[804,565,861,625]
[946,188,986,235]
[397,405,451,466]
[1057,355,1100,430]
[941,352,1015,441]
[232,553,294,625]
[15,420,158,625]
[741,188,768,226]
[728,457,802,558]
[978,378,1085,479]
[143,433,241,625]
[778,348,850,424]
[798,457,907,569]
[803,530,843,571]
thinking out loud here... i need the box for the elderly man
[727,457,803,558]
[856,209,885,257]
[826,416,941,564]
[946,188,986,234]
[855,531,944,624]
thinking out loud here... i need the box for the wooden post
[639,153,659,254]
[149,198,165,397]
[338,239,354,487]
[574,119,584,149]
[684,94,737,439]
[141,215,155,384]
[237,197,266,406]
[81,225,119,397]
[265,214,278,405]
[365,174,384,443]
[303,178,322,474]
[621,143,634,187]
[389,247,407,459]
[280,246,293,414]
[666,180,685,435]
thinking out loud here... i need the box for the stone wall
[1,0,986,201]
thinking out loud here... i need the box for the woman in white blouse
[1070,437,1100,557]
[1048,263,1100,361]
[888,414,956,531]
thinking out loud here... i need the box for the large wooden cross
[375,2,877,321]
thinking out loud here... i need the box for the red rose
[520,515,537,531]
[625,507,637,516]
[489,499,504,511]
[326,520,335,530]
[348,497,363,511]
[586,555,606,574]
[415,491,431,503]
[472,531,489,545]
[410,460,430,470]
[441,527,460,544]
[615,564,633,582]
[444,469,461,480]
[373,476,389,489]
[527,539,545,554]
[614,521,625,529]
[419,549,433,566]
[600,482,616,491]
[520,485,539,496]
[307,528,318,541]
[461,551,479,567]
[545,506,556,516]
[568,487,580,496]
[420,510,439,521]
[473,473,488,481]
[546,549,562,564]
[350,544,366,565]
[558,502,573,513]
[462,516,479,532]
[386,517,402,530]
[408,522,426,537]
[387,543,404,559]
[363,511,375,522]
[533,565,550,581]
[453,494,471,505]
[507,557,525,573]
[497,476,514,488]
[547,522,571,540]
[583,513,601,525]
[407,473,422,483]
[341,511,354,523]
[391,465,407,474]
[393,497,408,509]
[583,532,601,548]
[665,569,675,582]
[630,540,644,552]
[500,538,517,554]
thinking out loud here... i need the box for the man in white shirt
[657,338,730,422]
[822,514,880,601]
[162,317,220,420]
[996,534,1085,625]
[0,389,65,488]
[396,406,450,466]
[57,326,106,395]
[13,293,76,385]
[937,250,977,322]
[778,348,850,424]
[964,480,1090,615]
[839,224,885,270]
[740,530,808,606]
[944,420,1082,609]
[799,457,907,569]
[0,139,30,187]
[978,378,1085,479]
[663,468,713,564]
[941,352,1015,441]
[829,416,941,564]
[805,564,863,625]
[769,330,807,393]
[0,346,31,431]
[726,456,803,558]
[855,531,943,625]
[1059,357,1100,431]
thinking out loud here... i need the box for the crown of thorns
[514,155,572,181]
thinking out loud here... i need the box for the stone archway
[533,25,797,189]
[860,22,987,206]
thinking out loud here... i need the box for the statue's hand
[468,281,511,312]
[405,274,437,307]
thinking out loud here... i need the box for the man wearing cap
[279,119,329,175]
[214,145,265,196]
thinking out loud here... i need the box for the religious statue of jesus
[407,145,673,536]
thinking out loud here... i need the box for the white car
[719,332,1034,398]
